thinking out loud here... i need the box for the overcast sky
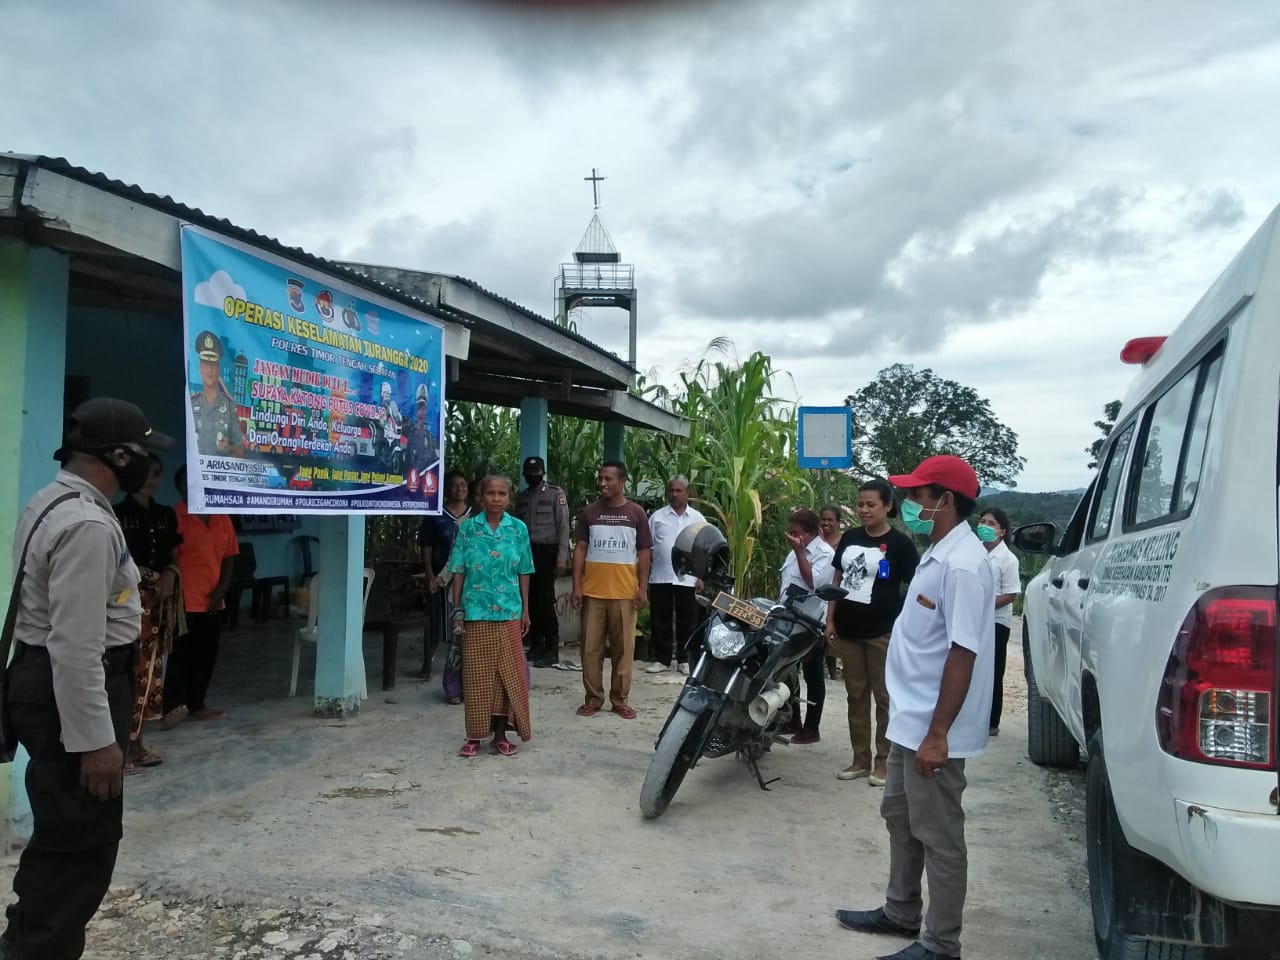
[8,0,1280,490]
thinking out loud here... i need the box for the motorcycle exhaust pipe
[748,681,792,728]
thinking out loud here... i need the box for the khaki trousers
[835,633,891,771]
[881,743,969,958]
[581,597,637,708]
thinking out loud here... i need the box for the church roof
[574,213,620,264]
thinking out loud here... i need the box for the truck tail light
[1157,587,1277,769]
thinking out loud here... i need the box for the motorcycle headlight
[706,620,749,659]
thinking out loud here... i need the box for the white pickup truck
[1015,207,1280,959]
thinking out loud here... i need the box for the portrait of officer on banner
[189,330,245,457]
[406,382,439,476]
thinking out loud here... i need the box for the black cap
[523,456,545,472]
[56,397,173,461]
[195,330,223,361]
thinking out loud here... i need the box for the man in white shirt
[976,507,1021,736]
[646,477,706,675]
[779,508,835,743]
[836,455,994,960]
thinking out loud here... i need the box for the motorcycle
[639,523,846,819]
[369,412,407,474]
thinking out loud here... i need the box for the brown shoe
[188,707,225,721]
[791,729,820,744]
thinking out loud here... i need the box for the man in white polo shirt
[835,455,994,960]
[645,477,705,675]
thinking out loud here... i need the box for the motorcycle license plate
[712,591,767,629]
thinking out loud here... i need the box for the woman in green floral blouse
[448,475,535,757]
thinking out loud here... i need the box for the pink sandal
[492,739,518,757]
[458,740,480,758]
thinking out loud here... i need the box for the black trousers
[648,583,698,666]
[163,611,221,714]
[800,652,826,731]
[527,543,560,662]
[787,650,826,732]
[4,642,133,960]
[991,622,1011,729]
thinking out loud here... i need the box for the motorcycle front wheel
[639,705,711,819]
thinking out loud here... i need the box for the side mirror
[783,583,808,601]
[815,584,848,602]
[1011,522,1057,555]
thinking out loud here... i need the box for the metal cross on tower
[584,167,605,209]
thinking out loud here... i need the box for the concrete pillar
[313,515,367,717]
[627,292,638,368]
[519,396,548,489]
[0,240,70,836]
[604,419,625,464]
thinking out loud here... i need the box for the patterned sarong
[461,619,532,742]
[131,568,178,741]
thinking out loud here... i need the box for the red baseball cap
[888,455,980,499]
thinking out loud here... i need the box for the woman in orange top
[163,467,238,723]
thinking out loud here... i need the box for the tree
[844,364,1026,487]
[1086,399,1122,470]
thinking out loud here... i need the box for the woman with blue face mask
[976,508,1020,735]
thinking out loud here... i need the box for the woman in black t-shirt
[824,478,919,787]
[415,470,473,680]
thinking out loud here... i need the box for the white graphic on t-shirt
[586,523,638,565]
[840,545,882,605]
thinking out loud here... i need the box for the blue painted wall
[65,306,322,592]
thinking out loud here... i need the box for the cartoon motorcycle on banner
[369,381,407,474]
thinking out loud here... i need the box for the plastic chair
[290,567,374,698]
[227,543,289,627]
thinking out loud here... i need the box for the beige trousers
[580,597,637,708]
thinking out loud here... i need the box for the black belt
[15,641,136,676]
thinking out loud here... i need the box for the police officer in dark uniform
[1,397,171,960]
[189,330,244,457]
[513,456,571,668]
[405,383,439,475]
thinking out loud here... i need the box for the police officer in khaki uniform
[513,456,571,668]
[189,330,244,457]
[1,397,171,960]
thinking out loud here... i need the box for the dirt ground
[0,618,1102,960]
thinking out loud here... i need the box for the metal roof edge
[438,272,637,372]
[3,153,463,330]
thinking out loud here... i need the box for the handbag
[0,492,81,763]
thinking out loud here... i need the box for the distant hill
[977,489,1081,531]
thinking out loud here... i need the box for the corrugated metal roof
[4,154,467,329]
[10,154,634,371]
[433,270,631,367]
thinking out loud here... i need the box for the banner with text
[180,224,445,514]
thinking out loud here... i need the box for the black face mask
[524,473,544,488]
[101,449,151,494]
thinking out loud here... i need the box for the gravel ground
[0,619,1108,960]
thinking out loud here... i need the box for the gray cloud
[1184,187,1246,232]
[6,0,1280,492]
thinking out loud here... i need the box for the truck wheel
[639,706,709,819]
[1086,733,1205,960]
[1025,624,1079,767]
